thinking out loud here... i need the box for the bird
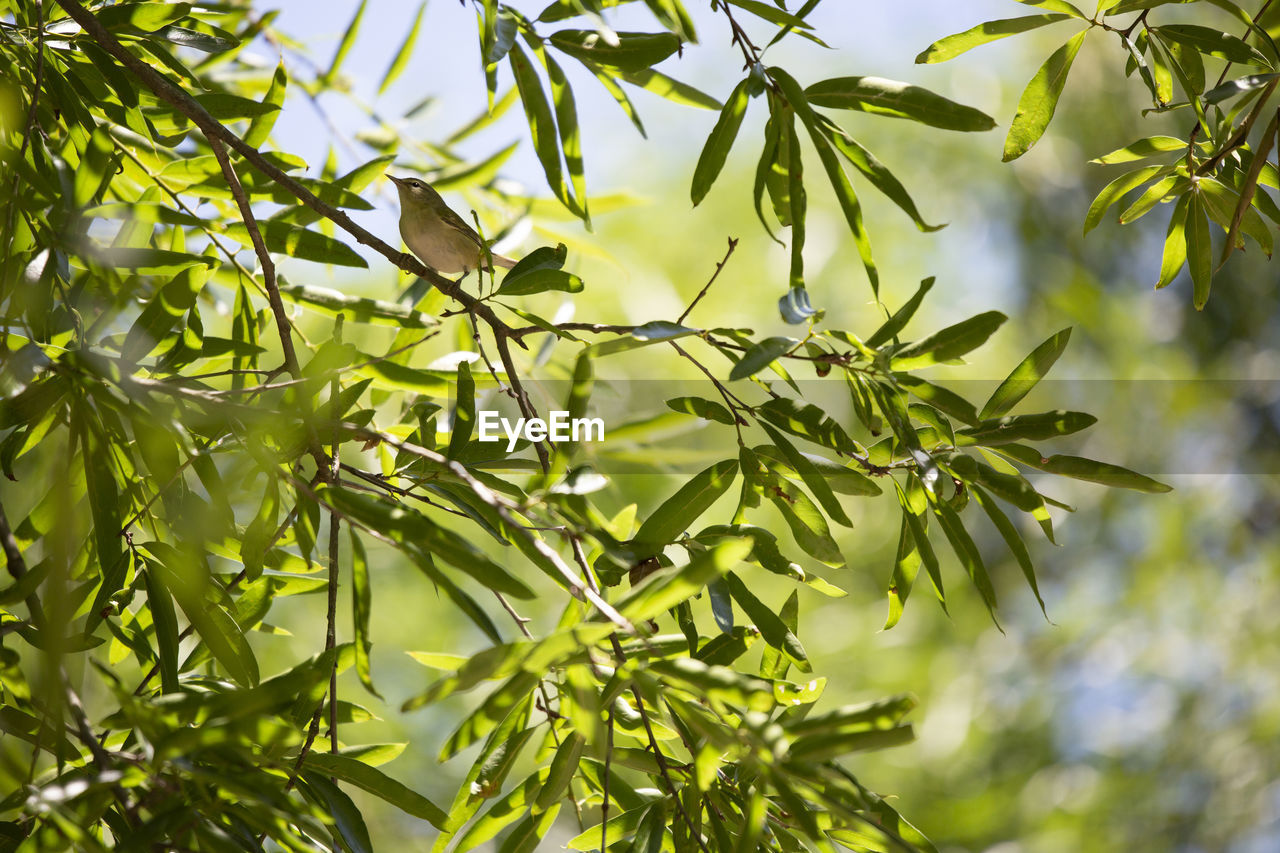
[386,174,516,276]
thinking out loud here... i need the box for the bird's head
[387,174,447,214]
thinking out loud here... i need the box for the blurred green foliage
[1,0,1278,851]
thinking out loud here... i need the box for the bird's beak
[386,174,403,186]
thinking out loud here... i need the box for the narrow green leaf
[510,42,581,218]
[155,25,238,53]
[144,543,260,688]
[225,222,367,267]
[303,774,374,853]
[1016,0,1087,16]
[244,63,287,148]
[350,530,380,698]
[895,477,944,605]
[448,361,475,459]
[666,396,736,425]
[619,67,722,110]
[692,78,752,206]
[726,0,815,30]
[1003,29,1088,161]
[1156,194,1190,288]
[1085,164,1168,234]
[97,2,192,31]
[278,283,438,328]
[1090,135,1185,164]
[932,499,999,621]
[916,14,1072,64]
[805,76,995,132]
[729,336,797,381]
[549,30,681,72]
[723,571,809,672]
[755,397,862,457]
[866,277,935,348]
[121,264,208,361]
[1188,190,1212,309]
[891,311,1007,370]
[971,486,1047,618]
[541,51,589,225]
[324,487,535,599]
[617,540,752,624]
[772,67,880,295]
[632,459,739,555]
[1205,73,1280,104]
[995,444,1173,492]
[980,327,1072,419]
[884,517,918,629]
[305,753,446,828]
[958,410,1095,445]
[328,0,368,79]
[759,423,852,527]
[821,119,943,231]
[379,0,428,95]
[497,243,583,295]
[1156,24,1270,66]
[1118,174,1183,224]
[144,567,180,693]
[193,93,280,121]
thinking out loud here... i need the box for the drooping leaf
[631,459,739,556]
[995,444,1173,492]
[691,78,752,206]
[305,753,446,828]
[1155,24,1270,66]
[549,30,681,72]
[379,0,428,95]
[225,221,368,267]
[1187,190,1212,309]
[805,76,996,132]
[916,14,1073,64]
[980,327,1072,419]
[891,312,1007,370]
[729,336,798,381]
[1003,29,1088,161]
[327,0,368,79]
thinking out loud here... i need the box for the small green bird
[387,174,516,275]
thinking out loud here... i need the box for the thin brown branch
[0,500,42,626]
[1210,0,1277,88]
[602,703,614,851]
[1120,10,1149,40]
[53,0,524,346]
[325,364,342,759]
[1221,107,1279,265]
[206,136,300,378]
[719,0,764,70]
[678,237,738,325]
[628,681,709,852]
[1196,77,1280,176]
[492,333,551,472]
[349,427,632,631]
[669,341,749,443]
[1,0,46,292]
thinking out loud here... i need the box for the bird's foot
[396,251,416,271]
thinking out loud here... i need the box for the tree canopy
[1,0,1276,851]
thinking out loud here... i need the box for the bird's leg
[397,251,416,271]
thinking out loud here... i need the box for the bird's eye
[410,181,420,188]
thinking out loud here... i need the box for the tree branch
[52,0,524,348]
[678,236,738,325]
[351,428,633,632]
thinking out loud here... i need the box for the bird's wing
[438,204,485,247]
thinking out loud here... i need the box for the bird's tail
[490,253,517,270]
